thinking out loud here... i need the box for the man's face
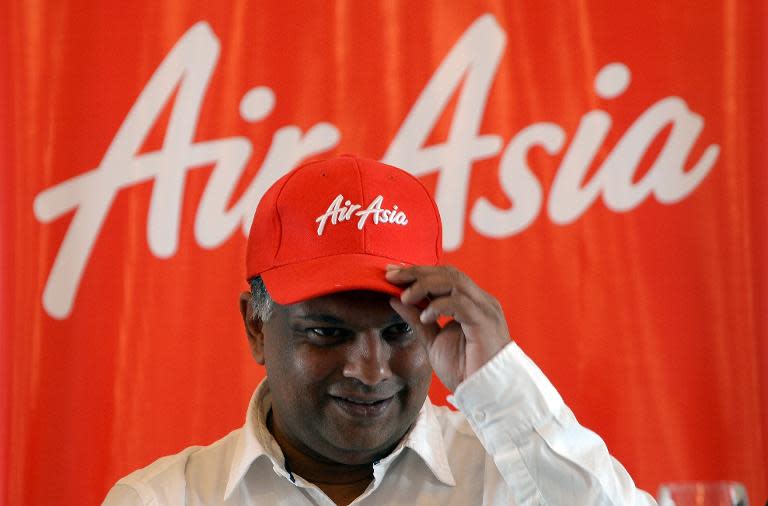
[256,290,432,466]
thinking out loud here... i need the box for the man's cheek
[396,346,432,379]
[293,350,338,380]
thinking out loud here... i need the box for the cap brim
[259,254,408,305]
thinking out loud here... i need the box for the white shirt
[103,342,657,505]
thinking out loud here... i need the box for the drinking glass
[657,481,750,506]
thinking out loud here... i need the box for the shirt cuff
[448,341,565,452]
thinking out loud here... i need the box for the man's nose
[342,332,393,386]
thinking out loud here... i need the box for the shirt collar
[398,398,456,486]
[224,380,455,499]
[224,380,284,499]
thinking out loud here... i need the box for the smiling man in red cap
[104,155,655,505]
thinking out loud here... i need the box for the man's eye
[308,328,345,339]
[384,323,413,340]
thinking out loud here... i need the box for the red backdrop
[2,1,766,504]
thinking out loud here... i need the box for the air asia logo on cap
[315,194,409,236]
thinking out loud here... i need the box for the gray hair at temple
[249,276,275,321]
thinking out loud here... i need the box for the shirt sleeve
[101,484,148,506]
[449,342,657,506]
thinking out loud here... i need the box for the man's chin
[324,441,396,466]
[311,402,419,465]
[315,428,405,466]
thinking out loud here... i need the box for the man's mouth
[330,395,394,417]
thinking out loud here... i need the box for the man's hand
[385,265,511,392]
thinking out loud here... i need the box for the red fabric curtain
[2,1,766,504]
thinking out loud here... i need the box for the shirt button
[475,410,486,422]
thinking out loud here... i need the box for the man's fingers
[387,264,494,326]
[401,279,453,306]
[418,294,474,325]
[385,264,446,284]
[387,264,511,389]
[389,297,439,343]
[386,266,459,305]
[385,264,415,280]
[388,296,420,323]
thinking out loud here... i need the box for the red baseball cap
[246,155,443,304]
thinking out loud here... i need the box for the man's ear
[239,292,265,365]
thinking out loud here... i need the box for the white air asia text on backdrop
[32,14,720,319]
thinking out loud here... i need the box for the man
[104,155,656,505]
